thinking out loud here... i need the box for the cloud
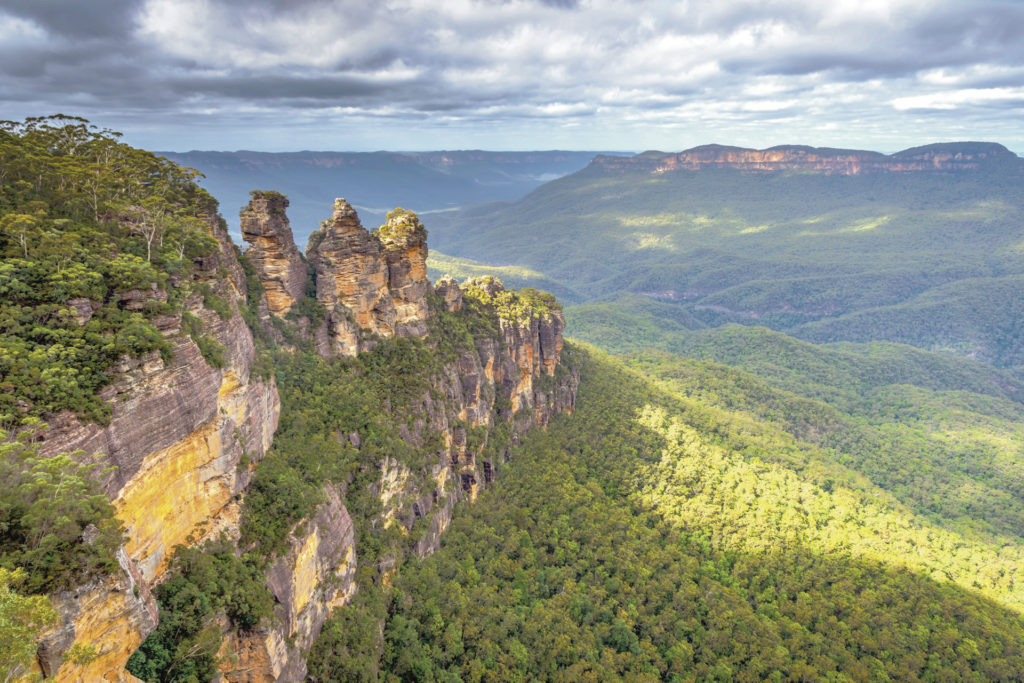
[0,0,1022,152]
[892,87,1024,111]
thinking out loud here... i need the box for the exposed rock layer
[35,195,576,683]
[307,200,430,356]
[593,142,1024,175]
[240,192,308,317]
[228,273,577,681]
[36,214,280,681]
[220,486,356,682]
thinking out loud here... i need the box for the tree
[0,567,58,683]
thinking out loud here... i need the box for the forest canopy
[0,115,221,425]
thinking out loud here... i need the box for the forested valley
[2,116,1023,681]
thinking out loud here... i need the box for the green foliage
[623,343,1024,543]
[0,567,59,682]
[377,346,1024,680]
[0,430,123,594]
[239,338,441,559]
[461,275,561,322]
[0,115,222,425]
[64,642,100,666]
[307,588,388,682]
[248,189,288,214]
[374,207,426,247]
[198,283,231,320]
[126,538,272,683]
[180,311,226,369]
[428,160,1024,369]
[286,288,326,328]
[234,244,274,351]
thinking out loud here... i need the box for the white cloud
[892,87,1024,110]
[0,12,47,44]
[2,0,1023,151]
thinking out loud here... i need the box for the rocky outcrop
[434,275,463,312]
[379,209,429,338]
[207,230,576,680]
[307,200,430,356]
[240,192,308,318]
[34,548,156,683]
[33,189,575,682]
[592,142,1024,176]
[369,276,578,562]
[220,486,356,682]
[35,213,280,681]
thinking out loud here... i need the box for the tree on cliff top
[0,115,220,425]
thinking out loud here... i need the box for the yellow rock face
[38,549,154,682]
[51,590,145,682]
[292,529,320,618]
[114,372,249,581]
[115,420,228,579]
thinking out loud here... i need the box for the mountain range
[4,118,1024,681]
[160,150,609,242]
[425,142,1024,374]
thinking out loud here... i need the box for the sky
[2,0,1024,153]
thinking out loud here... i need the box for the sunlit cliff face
[593,142,1021,176]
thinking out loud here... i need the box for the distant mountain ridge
[160,149,613,242]
[424,140,1024,373]
[593,141,1023,175]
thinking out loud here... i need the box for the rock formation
[214,271,578,680]
[434,275,463,312]
[219,486,356,682]
[31,193,577,683]
[240,191,308,318]
[307,200,430,356]
[378,208,429,338]
[592,142,1024,175]
[34,212,280,681]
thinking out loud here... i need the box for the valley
[425,143,1024,374]
[2,118,1024,681]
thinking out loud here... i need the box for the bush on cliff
[126,538,273,683]
[0,427,123,594]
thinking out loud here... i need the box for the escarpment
[33,211,280,681]
[28,187,576,682]
[209,201,577,681]
[593,141,1024,175]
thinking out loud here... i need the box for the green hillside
[427,158,1024,371]
[6,119,1024,680]
[333,346,1024,680]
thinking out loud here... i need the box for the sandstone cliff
[307,200,430,356]
[33,192,576,683]
[592,142,1024,175]
[34,212,280,682]
[240,191,308,318]
[214,271,578,681]
[219,486,356,682]
[366,275,576,566]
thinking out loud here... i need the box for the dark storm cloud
[1,0,143,38]
[1,0,1022,151]
[913,1,1024,51]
